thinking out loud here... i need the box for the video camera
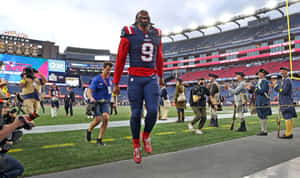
[86,100,110,118]
[0,111,39,153]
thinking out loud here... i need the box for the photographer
[188,78,217,134]
[0,61,9,125]
[85,62,115,146]
[0,113,38,178]
[20,67,47,114]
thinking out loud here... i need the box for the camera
[86,103,96,118]
[0,112,39,153]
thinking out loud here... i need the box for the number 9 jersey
[113,25,164,85]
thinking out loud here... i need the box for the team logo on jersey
[130,78,134,82]
[145,34,149,38]
[121,30,125,37]
[99,83,103,86]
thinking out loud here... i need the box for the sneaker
[96,139,105,146]
[86,129,91,142]
[142,135,152,154]
[195,129,203,135]
[236,127,247,132]
[188,123,194,132]
[256,131,268,136]
[133,146,142,164]
[279,134,293,139]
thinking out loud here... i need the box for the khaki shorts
[24,99,40,114]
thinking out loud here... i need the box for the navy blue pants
[0,154,24,178]
[128,75,160,139]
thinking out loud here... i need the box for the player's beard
[139,21,149,30]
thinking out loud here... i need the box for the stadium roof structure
[163,0,300,41]
[65,46,110,56]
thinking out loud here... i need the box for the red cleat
[133,145,142,164]
[142,132,152,154]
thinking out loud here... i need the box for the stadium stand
[163,13,300,55]
[4,9,300,106]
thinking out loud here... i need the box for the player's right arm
[87,89,95,103]
[88,79,96,103]
[113,27,130,95]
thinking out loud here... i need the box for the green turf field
[34,105,196,126]
[6,105,300,176]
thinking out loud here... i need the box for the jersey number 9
[141,43,154,62]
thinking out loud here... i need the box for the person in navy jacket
[248,69,272,136]
[270,67,297,139]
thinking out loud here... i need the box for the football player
[113,10,164,164]
[49,84,61,118]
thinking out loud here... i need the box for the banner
[163,48,300,71]
[65,76,80,87]
[48,72,65,83]
[0,54,48,83]
[48,59,66,72]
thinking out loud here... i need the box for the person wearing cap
[248,68,272,136]
[175,78,186,122]
[225,72,248,132]
[208,73,220,127]
[188,77,217,134]
[270,67,297,139]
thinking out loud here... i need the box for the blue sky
[0,0,298,53]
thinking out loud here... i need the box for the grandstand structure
[0,31,58,59]
[161,2,300,84]
[1,0,300,105]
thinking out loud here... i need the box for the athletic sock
[261,119,267,132]
[133,139,140,146]
[142,131,150,138]
[51,108,54,117]
[285,120,293,136]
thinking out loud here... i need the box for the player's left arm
[156,41,164,86]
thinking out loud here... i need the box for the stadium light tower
[220,13,233,23]
[265,0,278,9]
[243,7,256,16]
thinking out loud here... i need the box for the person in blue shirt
[86,62,115,146]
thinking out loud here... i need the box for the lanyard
[100,75,110,87]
